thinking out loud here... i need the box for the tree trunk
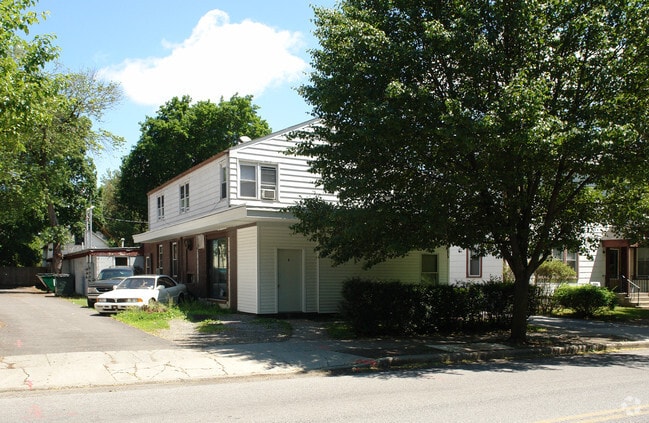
[510,276,530,344]
[47,202,63,274]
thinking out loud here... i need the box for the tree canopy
[292,0,649,342]
[0,1,124,267]
[118,94,272,223]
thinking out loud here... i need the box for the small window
[171,242,178,278]
[553,248,579,275]
[115,257,128,266]
[157,244,164,275]
[421,254,438,284]
[467,249,482,278]
[638,248,649,277]
[220,165,227,199]
[240,164,256,197]
[179,183,190,213]
[156,195,165,219]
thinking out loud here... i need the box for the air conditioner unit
[261,189,276,200]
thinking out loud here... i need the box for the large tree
[291,0,649,342]
[15,70,123,272]
[0,0,57,216]
[118,94,272,223]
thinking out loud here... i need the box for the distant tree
[97,170,147,246]
[118,94,272,222]
[291,0,649,342]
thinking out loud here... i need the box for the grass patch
[251,317,293,337]
[196,319,225,333]
[65,296,87,307]
[551,306,649,322]
[326,321,356,339]
[109,300,230,333]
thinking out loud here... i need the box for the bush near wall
[340,278,541,336]
[553,284,617,317]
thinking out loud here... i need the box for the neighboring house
[559,226,649,294]
[133,119,502,314]
[45,232,143,295]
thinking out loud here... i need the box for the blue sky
[31,0,336,180]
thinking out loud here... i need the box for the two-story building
[133,119,503,314]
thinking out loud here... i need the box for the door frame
[276,248,304,313]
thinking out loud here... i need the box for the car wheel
[148,298,157,306]
[87,299,95,308]
[177,293,185,304]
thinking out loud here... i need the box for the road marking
[535,404,649,422]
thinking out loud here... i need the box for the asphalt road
[3,349,649,422]
[0,288,176,356]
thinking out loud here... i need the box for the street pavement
[2,289,649,392]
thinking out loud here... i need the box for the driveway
[0,288,176,356]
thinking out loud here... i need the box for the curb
[352,340,649,371]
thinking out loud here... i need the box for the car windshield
[117,277,154,289]
[98,269,133,280]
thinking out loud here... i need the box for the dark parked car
[86,266,141,307]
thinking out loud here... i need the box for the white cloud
[99,10,307,106]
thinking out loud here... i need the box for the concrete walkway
[2,315,649,392]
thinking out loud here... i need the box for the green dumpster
[54,274,74,296]
[36,273,56,292]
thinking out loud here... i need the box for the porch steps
[619,293,649,309]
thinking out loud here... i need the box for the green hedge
[340,278,541,336]
[553,284,617,317]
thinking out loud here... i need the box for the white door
[277,249,302,312]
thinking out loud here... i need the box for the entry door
[606,248,620,290]
[277,249,302,312]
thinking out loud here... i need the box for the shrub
[339,278,540,336]
[553,284,617,317]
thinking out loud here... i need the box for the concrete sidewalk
[1,316,649,392]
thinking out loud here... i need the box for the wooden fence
[0,267,48,288]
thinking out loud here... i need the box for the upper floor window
[220,165,227,199]
[239,163,277,200]
[156,195,165,220]
[179,183,190,213]
[240,164,256,197]
[467,249,482,278]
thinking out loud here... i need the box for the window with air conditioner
[260,166,277,200]
[239,163,277,200]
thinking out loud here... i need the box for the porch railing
[621,275,641,306]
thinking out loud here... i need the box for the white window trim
[238,162,278,200]
[467,249,482,278]
[179,182,190,213]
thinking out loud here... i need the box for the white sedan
[94,275,187,314]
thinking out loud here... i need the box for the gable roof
[147,118,321,195]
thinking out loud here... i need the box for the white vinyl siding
[237,226,258,313]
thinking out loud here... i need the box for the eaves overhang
[132,205,296,244]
